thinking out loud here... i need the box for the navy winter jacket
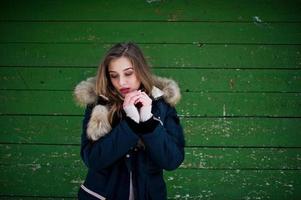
[74,76,185,200]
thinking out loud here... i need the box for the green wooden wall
[1,0,301,199]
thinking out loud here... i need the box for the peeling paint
[146,0,161,3]
[223,104,226,117]
[253,16,263,23]
[70,178,84,184]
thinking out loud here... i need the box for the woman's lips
[120,88,130,94]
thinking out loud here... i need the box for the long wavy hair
[95,42,154,125]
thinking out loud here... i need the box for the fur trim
[73,77,98,107]
[73,75,181,141]
[152,76,181,107]
[87,105,112,140]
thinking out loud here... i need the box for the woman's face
[108,56,141,97]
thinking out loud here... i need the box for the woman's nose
[119,76,126,86]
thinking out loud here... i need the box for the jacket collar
[73,75,181,141]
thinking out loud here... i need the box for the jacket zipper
[153,116,163,126]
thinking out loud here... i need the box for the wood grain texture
[1,22,301,44]
[1,44,300,68]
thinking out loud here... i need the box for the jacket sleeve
[141,104,185,171]
[80,104,140,171]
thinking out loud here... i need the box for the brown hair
[95,42,154,124]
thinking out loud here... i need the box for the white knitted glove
[140,105,153,122]
[123,104,140,123]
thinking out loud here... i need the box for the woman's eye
[125,72,133,76]
[110,74,118,79]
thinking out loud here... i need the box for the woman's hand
[137,91,153,122]
[123,90,153,123]
[123,91,141,123]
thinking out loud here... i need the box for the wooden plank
[1,44,300,68]
[0,116,301,147]
[0,91,300,117]
[0,144,82,168]
[164,169,301,199]
[0,164,300,199]
[1,144,300,169]
[0,164,84,197]
[1,67,300,92]
[1,22,301,44]
[0,0,300,22]
[183,147,301,169]
[179,92,301,117]
[184,118,301,147]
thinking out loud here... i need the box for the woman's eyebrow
[109,67,133,73]
[123,67,133,71]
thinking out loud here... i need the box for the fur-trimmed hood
[73,75,181,141]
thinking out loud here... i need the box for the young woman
[74,42,185,200]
